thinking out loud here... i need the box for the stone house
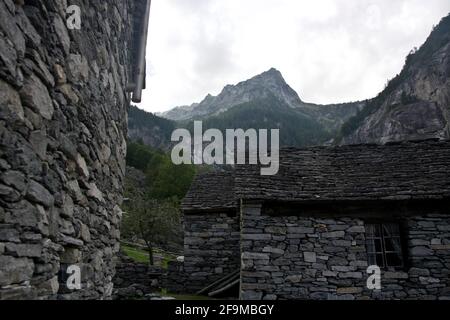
[0,0,149,299]
[179,171,240,294]
[179,139,450,300]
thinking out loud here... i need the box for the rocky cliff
[340,13,450,144]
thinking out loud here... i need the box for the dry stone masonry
[240,203,450,300]
[182,213,240,293]
[0,0,145,299]
[170,172,240,293]
[179,140,450,300]
[113,254,163,300]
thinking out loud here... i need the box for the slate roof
[181,140,450,211]
[235,139,450,202]
[182,171,237,212]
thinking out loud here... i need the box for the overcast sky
[139,0,450,113]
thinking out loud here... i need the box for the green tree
[122,194,180,265]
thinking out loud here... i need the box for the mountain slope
[160,68,361,146]
[339,13,450,144]
[161,68,305,121]
[186,94,331,147]
[128,105,176,150]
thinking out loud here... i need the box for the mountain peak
[255,67,284,80]
[162,67,303,121]
[263,67,282,75]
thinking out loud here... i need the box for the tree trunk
[147,242,154,265]
[149,245,154,265]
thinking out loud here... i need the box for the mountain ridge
[160,67,363,137]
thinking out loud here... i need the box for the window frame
[364,220,408,271]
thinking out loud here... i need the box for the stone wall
[182,212,240,293]
[113,255,163,300]
[164,261,187,294]
[240,202,450,300]
[0,0,139,299]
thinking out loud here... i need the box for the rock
[59,219,75,235]
[58,84,79,104]
[26,180,54,208]
[384,272,408,279]
[60,248,81,264]
[0,32,18,79]
[286,275,302,283]
[0,286,36,300]
[67,54,89,83]
[29,51,54,87]
[411,246,433,256]
[431,238,442,245]
[54,64,67,85]
[322,231,345,238]
[0,183,20,202]
[336,287,362,294]
[80,223,91,242]
[5,243,42,257]
[0,1,25,54]
[262,246,284,255]
[59,135,78,160]
[0,256,34,286]
[264,226,286,234]
[409,268,430,277]
[419,277,440,284]
[322,271,337,277]
[410,239,429,246]
[37,276,59,295]
[347,226,365,233]
[431,244,450,250]
[242,233,271,241]
[287,227,314,234]
[60,234,84,247]
[242,252,270,260]
[1,170,26,192]
[304,252,317,263]
[53,15,70,54]
[67,180,83,202]
[0,79,24,121]
[4,201,41,228]
[332,240,352,247]
[329,257,348,266]
[29,130,48,159]
[76,153,89,178]
[241,290,263,300]
[338,272,363,279]
[87,183,104,202]
[61,194,74,218]
[20,74,54,120]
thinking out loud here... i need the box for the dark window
[365,223,404,269]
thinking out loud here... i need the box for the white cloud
[140,0,450,112]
